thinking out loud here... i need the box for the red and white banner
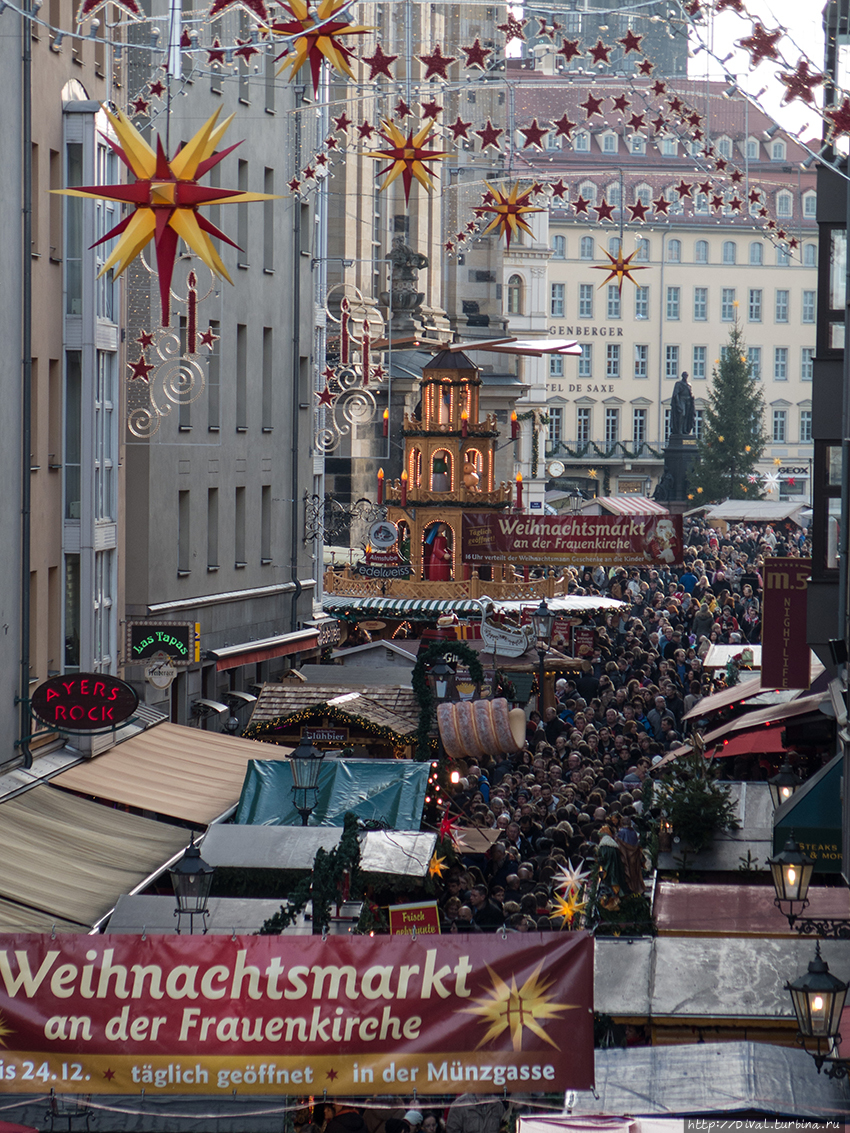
[0,932,593,1095]
[462,512,683,568]
[761,557,811,689]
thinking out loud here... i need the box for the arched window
[771,140,786,161]
[666,238,681,263]
[635,237,650,262]
[695,239,709,264]
[551,234,566,259]
[776,190,793,218]
[749,241,763,266]
[506,274,523,315]
[578,181,597,205]
[803,191,817,218]
[803,243,817,267]
[635,183,652,206]
[608,236,622,256]
[574,131,590,152]
[630,134,646,155]
[409,447,422,488]
[431,450,452,492]
[722,240,737,264]
[716,136,732,158]
[580,236,595,260]
[605,182,621,207]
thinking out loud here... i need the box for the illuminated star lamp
[592,247,649,294]
[366,118,450,203]
[55,106,277,326]
[479,183,544,249]
[271,0,372,97]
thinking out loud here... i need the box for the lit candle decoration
[383,409,389,437]
[515,472,523,511]
[362,318,370,386]
[511,410,519,440]
[340,296,350,365]
[461,410,469,439]
[400,469,408,507]
[377,467,384,505]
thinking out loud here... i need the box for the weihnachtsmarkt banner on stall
[0,932,594,1095]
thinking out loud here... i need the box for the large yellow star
[366,118,450,202]
[271,0,371,96]
[429,852,447,877]
[591,246,650,294]
[479,182,544,249]
[463,962,574,1051]
[54,107,276,326]
[549,891,587,927]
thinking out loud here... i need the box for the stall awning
[0,786,188,927]
[774,754,842,872]
[323,596,485,619]
[583,495,670,516]
[682,675,773,721]
[51,722,291,825]
[210,629,319,671]
[702,692,828,746]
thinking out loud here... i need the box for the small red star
[737,22,783,67]
[520,119,548,149]
[557,38,581,64]
[460,38,491,69]
[552,113,576,139]
[698,180,712,195]
[326,1069,339,1081]
[103,1069,116,1081]
[767,218,777,230]
[131,96,150,115]
[234,38,259,61]
[652,194,671,215]
[674,180,692,200]
[596,198,616,222]
[618,29,643,54]
[651,114,666,133]
[573,195,591,216]
[788,237,799,250]
[303,165,315,179]
[316,385,336,407]
[685,0,701,13]
[637,58,654,75]
[148,79,166,98]
[758,206,769,217]
[688,111,702,127]
[395,99,412,119]
[537,16,562,38]
[580,92,604,118]
[668,96,683,114]
[652,79,667,96]
[371,363,387,380]
[628,199,650,222]
[498,12,526,42]
[199,327,220,350]
[714,156,728,172]
[444,239,454,252]
[288,176,301,192]
[417,44,456,80]
[129,356,154,382]
[729,195,743,212]
[628,112,645,131]
[448,115,472,140]
[333,111,352,132]
[455,231,466,243]
[716,0,745,11]
[136,329,155,349]
[325,136,338,150]
[730,168,744,184]
[776,228,787,240]
[711,194,724,211]
[482,190,496,205]
[587,39,612,64]
[475,120,503,150]
[748,188,761,204]
[826,97,850,139]
[358,120,375,139]
[207,38,225,65]
[465,220,476,232]
[421,99,443,119]
[550,179,568,199]
[315,153,328,167]
[693,127,704,142]
[321,365,335,382]
[779,58,824,105]
[362,43,397,80]
[611,93,630,113]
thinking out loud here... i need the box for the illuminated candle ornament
[515,472,523,511]
[383,409,389,437]
[377,467,384,505]
[511,411,519,440]
[461,410,469,438]
[400,469,408,507]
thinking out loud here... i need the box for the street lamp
[290,735,326,826]
[532,598,555,715]
[786,943,849,1076]
[169,838,216,935]
[427,658,458,704]
[768,760,803,808]
[769,835,850,939]
[568,487,583,515]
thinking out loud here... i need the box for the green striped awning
[322,595,483,620]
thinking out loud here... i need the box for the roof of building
[248,683,420,736]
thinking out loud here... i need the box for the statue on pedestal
[380,237,429,312]
[669,371,695,435]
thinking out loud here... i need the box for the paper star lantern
[764,472,780,489]
[271,0,371,96]
[366,118,450,202]
[479,182,544,248]
[475,119,504,151]
[553,860,591,895]
[588,468,598,479]
[780,58,824,105]
[460,38,491,69]
[361,42,397,80]
[773,457,783,465]
[737,22,783,67]
[417,44,456,79]
[747,473,760,484]
[54,106,276,326]
[428,852,447,878]
[549,891,587,926]
[592,247,649,294]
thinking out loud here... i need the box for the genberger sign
[0,932,593,1095]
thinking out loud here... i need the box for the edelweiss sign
[0,933,593,1095]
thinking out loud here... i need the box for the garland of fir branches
[517,409,550,478]
[547,439,664,461]
[244,703,412,749]
[411,640,485,762]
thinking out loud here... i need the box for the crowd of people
[432,516,811,937]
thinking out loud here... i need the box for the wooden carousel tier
[323,565,576,602]
[386,483,510,508]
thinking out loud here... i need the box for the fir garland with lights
[548,440,664,461]
[245,703,413,753]
[517,409,550,478]
[411,640,485,762]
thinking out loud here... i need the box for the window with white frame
[630,134,646,154]
[607,284,621,319]
[804,243,817,267]
[746,137,759,159]
[551,234,566,259]
[748,288,762,322]
[775,290,789,322]
[633,407,647,444]
[578,344,592,377]
[777,245,790,266]
[579,284,593,318]
[634,344,648,378]
[776,190,793,218]
[801,347,814,381]
[695,193,709,214]
[750,241,763,265]
[665,185,683,214]
[722,240,737,265]
[771,139,786,161]
[577,406,591,443]
[606,182,621,207]
[602,133,617,154]
[635,185,652,207]
[606,343,621,378]
[693,287,707,321]
[574,132,590,152]
[608,236,622,256]
[774,346,788,380]
[717,136,732,158]
[549,354,564,377]
[695,239,708,263]
[661,137,677,156]
[635,237,650,262]
[666,286,680,320]
[546,132,562,151]
[748,346,762,379]
[665,345,679,379]
[578,180,597,204]
[550,283,565,317]
[800,409,812,442]
[721,288,736,321]
[692,345,706,379]
[772,408,787,442]
[694,408,704,438]
[802,291,815,323]
[635,285,649,319]
[667,238,681,263]
[507,274,523,314]
[580,235,594,259]
[803,191,817,217]
[548,406,563,447]
[605,407,619,444]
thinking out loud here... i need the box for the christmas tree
[691,316,768,502]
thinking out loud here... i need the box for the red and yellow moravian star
[591,246,649,294]
[271,0,371,96]
[366,118,450,202]
[479,183,544,248]
[54,107,277,326]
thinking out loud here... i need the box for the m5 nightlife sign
[0,933,593,1095]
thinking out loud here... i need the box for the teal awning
[773,754,842,872]
[234,758,430,828]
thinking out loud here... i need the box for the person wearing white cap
[404,1113,423,1133]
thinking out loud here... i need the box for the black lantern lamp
[768,836,815,913]
[427,658,458,704]
[769,760,804,809]
[170,838,216,935]
[532,598,555,714]
[787,944,849,1075]
[290,735,326,826]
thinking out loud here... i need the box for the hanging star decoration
[588,468,598,479]
[77,0,141,22]
[460,38,492,69]
[737,22,783,67]
[618,28,643,54]
[825,97,850,140]
[448,115,472,140]
[549,890,587,928]
[520,119,548,149]
[552,113,576,140]
[361,41,397,80]
[479,183,544,249]
[53,106,277,327]
[553,860,591,895]
[764,471,780,490]
[475,120,504,151]
[779,58,824,105]
[593,246,649,294]
[366,118,450,202]
[497,11,526,43]
[611,93,630,114]
[417,44,456,80]
[587,39,612,65]
[428,852,447,878]
[270,0,372,97]
[128,355,154,382]
[557,38,581,64]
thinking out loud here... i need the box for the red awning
[711,726,789,759]
[212,629,319,672]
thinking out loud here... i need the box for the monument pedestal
[660,432,699,506]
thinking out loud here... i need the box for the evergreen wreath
[411,640,485,762]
